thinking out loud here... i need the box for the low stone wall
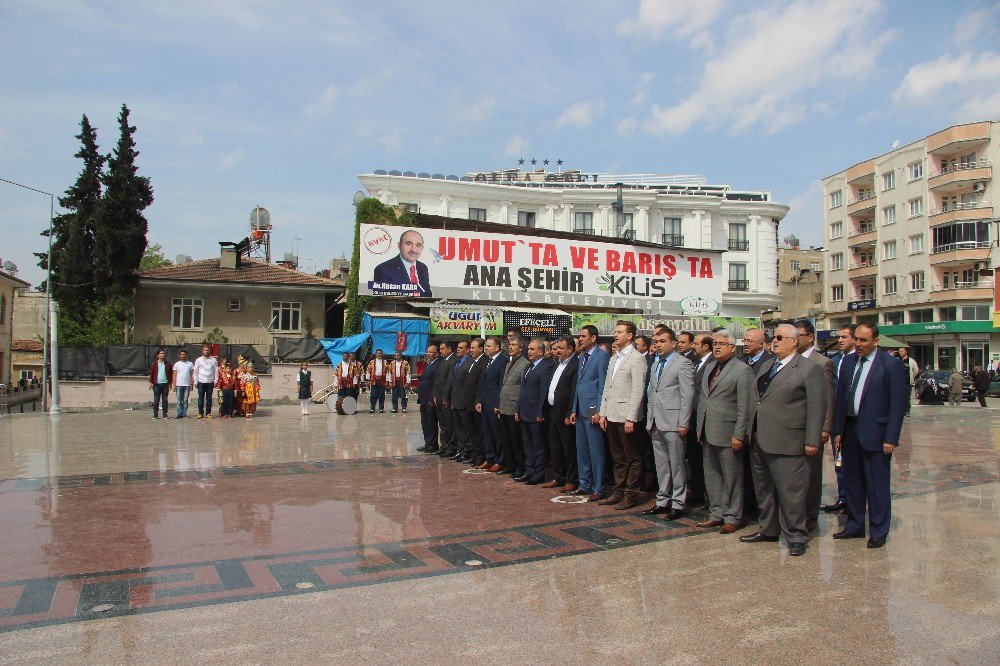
[54,363,337,412]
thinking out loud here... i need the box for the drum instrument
[333,395,357,415]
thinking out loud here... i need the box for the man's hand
[600,416,607,431]
[820,431,830,444]
[536,416,544,423]
[679,426,689,437]
[514,412,520,423]
[805,445,820,456]
[731,437,744,452]
[568,413,576,426]
[883,442,896,455]
[564,417,572,426]
[494,407,500,415]
[591,413,601,425]
[833,434,842,453]
[624,420,634,434]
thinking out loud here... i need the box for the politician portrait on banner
[359,224,724,314]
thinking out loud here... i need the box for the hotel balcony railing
[661,234,684,246]
[728,279,749,291]
[573,228,596,235]
[727,239,749,251]
[929,159,991,177]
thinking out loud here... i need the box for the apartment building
[763,246,825,323]
[823,121,999,371]
[358,168,789,319]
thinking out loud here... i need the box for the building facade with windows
[822,121,1000,371]
[0,269,31,386]
[135,254,345,346]
[763,246,825,324]
[359,168,789,319]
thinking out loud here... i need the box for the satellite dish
[250,206,271,230]
[891,139,900,149]
[175,254,193,265]
[353,191,366,206]
[2,260,15,272]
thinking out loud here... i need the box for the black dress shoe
[832,530,866,540]
[664,508,685,521]
[788,542,806,556]
[524,478,543,485]
[867,537,886,548]
[822,502,847,513]
[447,453,462,460]
[423,448,439,454]
[416,446,428,452]
[639,505,671,516]
[496,469,513,475]
[740,532,779,543]
[513,475,527,482]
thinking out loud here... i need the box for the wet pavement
[0,403,997,663]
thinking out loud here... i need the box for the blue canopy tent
[362,313,429,358]
[319,332,372,365]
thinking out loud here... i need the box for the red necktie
[409,265,418,284]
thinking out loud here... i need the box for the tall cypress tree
[95,104,153,302]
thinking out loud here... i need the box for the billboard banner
[358,224,723,315]
[429,308,503,335]
[571,312,761,341]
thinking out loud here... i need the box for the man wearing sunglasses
[740,324,826,557]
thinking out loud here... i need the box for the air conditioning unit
[973,182,986,192]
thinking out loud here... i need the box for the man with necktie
[456,338,487,465]
[794,319,836,532]
[516,338,556,485]
[823,324,855,513]
[830,323,907,549]
[416,344,441,453]
[475,337,508,470]
[445,340,471,461]
[542,335,579,492]
[433,341,459,458]
[570,325,611,501]
[371,229,433,297]
[497,337,530,476]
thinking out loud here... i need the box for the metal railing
[929,159,991,177]
[573,228,596,235]
[661,234,684,246]
[849,225,876,237]
[931,241,991,254]
[930,200,992,215]
[728,279,749,291]
[849,258,878,270]
[931,281,988,291]
[847,192,877,205]
[727,239,749,251]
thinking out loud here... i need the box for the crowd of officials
[334,320,909,555]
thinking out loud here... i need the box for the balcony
[727,239,749,251]
[573,228,596,235]
[848,258,878,279]
[927,122,992,153]
[929,282,993,302]
[848,226,877,247]
[847,192,877,216]
[845,159,875,184]
[929,202,993,226]
[661,234,684,246]
[728,279,749,292]
[928,160,991,191]
[929,242,991,267]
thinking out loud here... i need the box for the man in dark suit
[823,324,856,513]
[794,319,836,532]
[445,340,473,462]
[474,336,508,470]
[432,341,459,457]
[542,335,579,492]
[416,344,441,453]
[677,331,698,363]
[371,229,432,297]
[741,324,826,557]
[742,328,774,372]
[831,323,907,549]
[459,338,488,465]
[635,334,658,492]
[516,338,556,485]
[685,333,714,506]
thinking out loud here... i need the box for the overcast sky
[2,0,999,287]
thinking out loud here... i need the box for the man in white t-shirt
[173,349,195,418]
[193,345,220,419]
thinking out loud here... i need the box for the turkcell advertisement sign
[358,224,723,315]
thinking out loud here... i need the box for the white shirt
[341,363,350,377]
[697,353,712,373]
[373,359,384,375]
[193,355,218,384]
[547,356,573,405]
[769,352,796,377]
[173,360,194,387]
[852,348,878,414]
[611,344,635,380]
[801,347,814,358]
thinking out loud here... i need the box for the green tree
[140,243,172,270]
[95,104,154,302]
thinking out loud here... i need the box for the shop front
[878,321,998,372]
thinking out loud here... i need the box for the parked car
[914,370,973,404]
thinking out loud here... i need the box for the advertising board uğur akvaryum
[360,224,723,315]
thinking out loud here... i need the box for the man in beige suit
[795,319,835,532]
[599,320,649,509]
[740,323,826,556]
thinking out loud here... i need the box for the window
[0,294,4,324]
[790,260,800,271]
[960,151,978,168]
[831,285,844,302]
[830,221,843,239]
[829,190,842,208]
[400,203,418,213]
[909,234,924,254]
[908,197,924,218]
[883,311,904,325]
[908,161,923,181]
[469,207,487,222]
[19,370,36,382]
[882,171,895,191]
[883,240,897,260]
[962,305,989,320]
[932,221,990,253]
[831,253,844,270]
[909,308,933,323]
[171,298,203,330]
[517,211,536,228]
[882,205,896,226]
[271,301,301,332]
[620,213,634,236]
[728,263,748,291]
[728,223,748,250]
[810,262,820,272]
[574,212,594,233]
[884,276,897,294]
[228,298,241,312]
[910,271,925,291]
[961,268,977,285]
[662,217,683,245]
[859,284,875,300]
[960,191,982,206]
[938,306,957,321]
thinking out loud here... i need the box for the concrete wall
[55,363,338,412]
[12,290,46,342]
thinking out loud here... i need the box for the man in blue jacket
[570,325,610,501]
[516,338,556,485]
[830,323,907,548]
[475,336,508,470]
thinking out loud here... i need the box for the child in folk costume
[217,357,237,418]
[298,361,313,415]
[242,362,260,417]
[386,352,411,413]
[233,355,247,417]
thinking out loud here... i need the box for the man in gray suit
[795,319,835,532]
[599,320,650,509]
[640,327,694,520]
[497,337,530,476]
[696,329,753,534]
[740,323,826,556]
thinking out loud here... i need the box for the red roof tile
[138,259,344,288]
[12,339,43,352]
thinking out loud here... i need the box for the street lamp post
[0,177,60,414]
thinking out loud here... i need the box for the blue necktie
[656,356,668,379]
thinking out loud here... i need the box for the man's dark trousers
[482,410,502,464]
[548,413,577,485]
[420,402,438,450]
[841,418,892,539]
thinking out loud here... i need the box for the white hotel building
[358,168,788,319]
